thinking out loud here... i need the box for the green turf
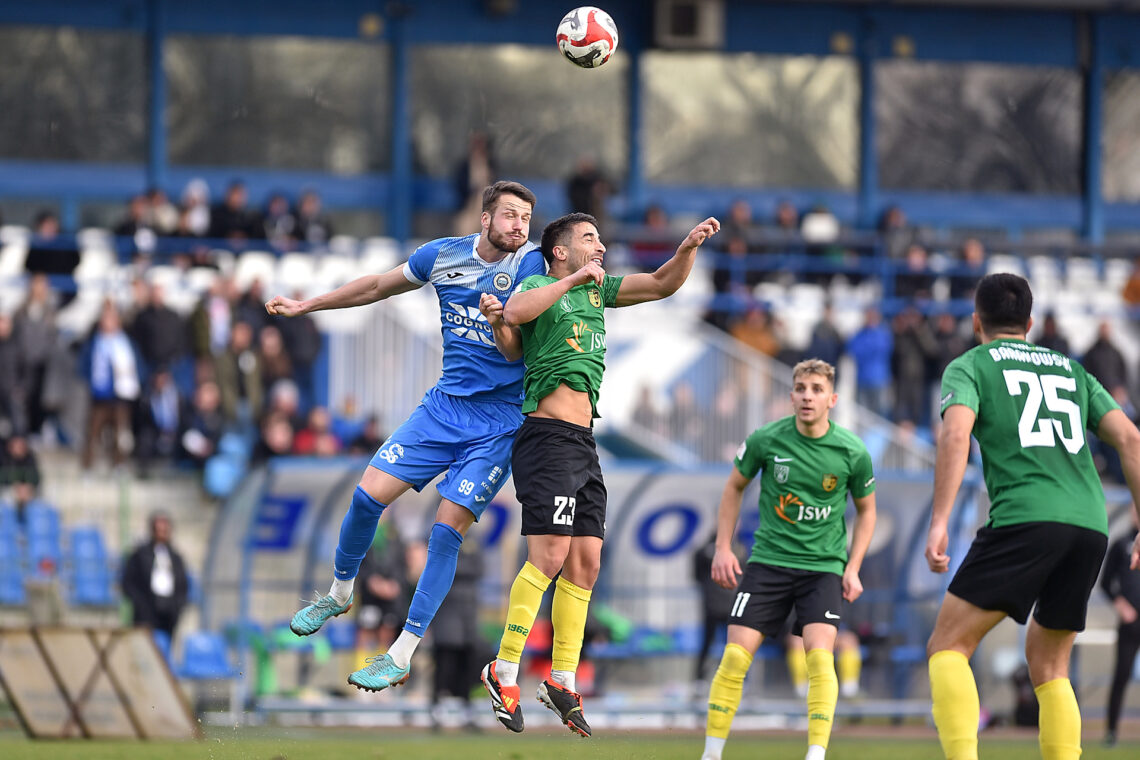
[0,728,1137,760]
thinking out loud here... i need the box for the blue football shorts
[368,386,522,518]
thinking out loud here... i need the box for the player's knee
[527,543,570,578]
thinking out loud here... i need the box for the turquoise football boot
[289,593,353,636]
[348,653,411,692]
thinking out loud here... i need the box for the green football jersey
[735,416,876,576]
[940,338,1119,534]
[516,273,624,416]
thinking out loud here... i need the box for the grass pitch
[1,727,1137,760]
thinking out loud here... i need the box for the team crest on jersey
[589,289,602,308]
[493,272,513,291]
[774,463,789,483]
[560,294,573,312]
[822,474,838,492]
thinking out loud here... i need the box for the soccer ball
[556,6,619,69]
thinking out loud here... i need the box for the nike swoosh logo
[824,611,840,620]
[773,456,793,463]
[445,271,463,279]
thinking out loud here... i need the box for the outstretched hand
[265,295,306,318]
[479,292,505,326]
[681,217,721,252]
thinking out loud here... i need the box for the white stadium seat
[233,251,277,292]
[314,254,356,289]
[72,247,116,284]
[77,227,113,251]
[144,265,182,292]
[184,267,220,295]
[328,234,359,257]
[276,253,316,293]
[1104,258,1132,290]
[986,254,1023,276]
[0,242,28,278]
[0,225,29,246]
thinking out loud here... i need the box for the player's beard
[488,227,525,254]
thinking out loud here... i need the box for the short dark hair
[481,181,537,214]
[975,273,1032,334]
[540,212,598,265]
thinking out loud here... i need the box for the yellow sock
[707,643,753,739]
[787,643,808,694]
[929,650,979,760]
[838,646,861,691]
[805,649,838,749]
[1035,678,1081,760]
[551,575,592,673]
[496,561,552,663]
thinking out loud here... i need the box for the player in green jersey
[476,211,720,737]
[925,273,1140,760]
[700,359,877,760]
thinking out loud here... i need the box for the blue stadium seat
[151,629,174,668]
[27,534,62,576]
[69,527,108,562]
[0,531,24,605]
[72,570,115,606]
[24,502,60,540]
[64,527,116,606]
[203,452,246,499]
[0,569,24,606]
[177,631,240,680]
[324,620,356,651]
[0,503,17,535]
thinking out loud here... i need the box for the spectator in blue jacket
[846,307,893,418]
[81,301,140,471]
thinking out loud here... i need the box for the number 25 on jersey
[1003,369,1084,454]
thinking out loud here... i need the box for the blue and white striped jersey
[403,233,545,404]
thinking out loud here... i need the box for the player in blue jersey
[265,181,545,692]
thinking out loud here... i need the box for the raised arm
[925,404,976,573]
[711,467,751,589]
[614,217,720,307]
[265,264,420,317]
[843,492,877,602]
[502,264,602,326]
[479,293,523,361]
[1097,408,1140,569]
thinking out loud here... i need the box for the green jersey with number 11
[940,338,1119,534]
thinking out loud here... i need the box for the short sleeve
[1080,363,1121,430]
[847,444,876,498]
[940,354,979,416]
[402,243,437,285]
[513,249,547,289]
[601,274,624,307]
[733,428,767,480]
[517,274,549,293]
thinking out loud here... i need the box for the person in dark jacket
[1101,508,1140,747]
[430,536,486,729]
[692,531,746,683]
[121,511,189,640]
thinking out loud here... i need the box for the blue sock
[403,522,463,636]
[333,486,387,581]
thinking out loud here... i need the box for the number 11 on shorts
[730,592,750,618]
[553,496,577,526]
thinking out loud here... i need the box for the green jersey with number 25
[940,338,1119,534]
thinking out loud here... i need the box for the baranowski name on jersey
[987,343,1072,372]
[443,302,495,346]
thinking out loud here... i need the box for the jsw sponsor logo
[774,493,832,523]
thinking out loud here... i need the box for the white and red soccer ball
[556,6,619,69]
